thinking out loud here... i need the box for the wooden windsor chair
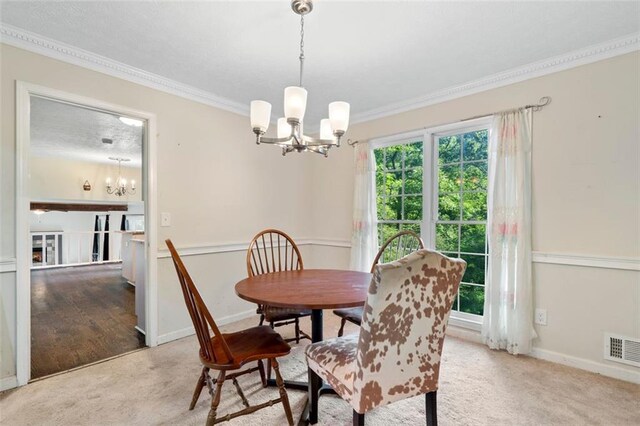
[333,230,425,337]
[246,229,311,344]
[166,239,294,426]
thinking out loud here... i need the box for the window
[372,123,489,322]
[374,141,423,246]
[434,129,488,317]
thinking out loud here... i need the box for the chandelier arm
[301,135,341,147]
[258,136,298,145]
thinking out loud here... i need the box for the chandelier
[250,0,350,157]
[106,157,136,196]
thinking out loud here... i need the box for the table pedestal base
[262,309,340,424]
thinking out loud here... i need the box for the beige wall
[1,42,638,384]
[30,157,142,202]
[308,52,640,378]
[0,44,315,380]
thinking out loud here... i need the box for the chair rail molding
[532,252,640,271]
[0,258,17,273]
[158,241,640,272]
[0,24,248,117]
[156,238,352,259]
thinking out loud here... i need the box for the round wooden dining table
[235,268,372,420]
[235,269,372,345]
[236,269,371,422]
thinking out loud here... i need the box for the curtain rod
[348,96,551,147]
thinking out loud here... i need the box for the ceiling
[30,97,143,166]
[3,1,639,126]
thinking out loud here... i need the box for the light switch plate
[160,212,171,227]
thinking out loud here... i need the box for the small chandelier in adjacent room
[250,0,350,157]
[106,157,136,196]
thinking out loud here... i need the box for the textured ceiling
[30,97,143,166]
[3,1,639,126]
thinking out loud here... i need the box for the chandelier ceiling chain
[299,14,304,87]
[250,0,350,157]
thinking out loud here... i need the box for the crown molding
[1,23,637,126]
[349,32,640,126]
[0,23,249,117]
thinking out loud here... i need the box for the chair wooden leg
[338,318,347,337]
[258,313,265,326]
[295,318,301,344]
[206,370,225,426]
[272,358,294,426]
[189,366,208,410]
[257,359,267,387]
[426,391,437,426]
[308,367,321,424]
[353,410,365,426]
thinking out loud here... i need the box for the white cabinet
[31,232,63,267]
[120,232,142,284]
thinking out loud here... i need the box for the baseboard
[156,309,256,345]
[446,327,639,384]
[0,375,18,392]
[446,325,483,344]
[530,347,640,384]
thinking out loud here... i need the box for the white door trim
[15,81,158,386]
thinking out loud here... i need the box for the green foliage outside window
[436,130,488,315]
[374,129,489,317]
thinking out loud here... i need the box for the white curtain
[349,142,378,272]
[482,108,536,355]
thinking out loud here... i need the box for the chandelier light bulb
[284,86,308,122]
[329,101,350,134]
[277,118,292,138]
[250,100,272,133]
[320,119,333,140]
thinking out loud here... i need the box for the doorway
[15,83,158,384]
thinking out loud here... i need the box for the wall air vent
[604,333,640,368]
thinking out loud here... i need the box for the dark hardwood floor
[31,264,145,379]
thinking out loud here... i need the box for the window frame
[427,117,492,330]
[370,130,426,248]
[369,117,491,331]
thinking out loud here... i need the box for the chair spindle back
[371,230,425,272]
[246,229,303,277]
[166,239,233,365]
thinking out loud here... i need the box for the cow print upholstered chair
[333,230,425,337]
[306,249,466,426]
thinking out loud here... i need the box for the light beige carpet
[1,313,638,425]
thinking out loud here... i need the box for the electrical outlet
[161,212,171,227]
[534,308,547,326]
